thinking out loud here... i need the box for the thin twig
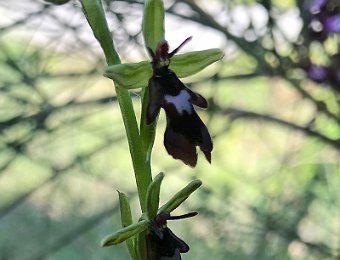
[222,107,340,150]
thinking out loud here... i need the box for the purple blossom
[305,0,327,14]
[323,14,340,32]
[306,64,329,82]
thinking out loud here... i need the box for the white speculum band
[164,90,192,115]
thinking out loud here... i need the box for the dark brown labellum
[146,37,213,167]
[146,212,197,260]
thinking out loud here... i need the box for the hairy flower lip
[146,38,214,166]
[146,211,197,259]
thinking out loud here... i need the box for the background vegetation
[0,0,339,259]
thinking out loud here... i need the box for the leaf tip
[156,171,165,179]
[192,179,203,187]
[101,237,112,247]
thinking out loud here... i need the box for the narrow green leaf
[117,191,135,258]
[145,172,164,219]
[170,48,224,78]
[104,61,151,89]
[101,220,148,247]
[159,179,202,213]
[118,191,133,227]
[80,0,120,65]
[142,0,165,50]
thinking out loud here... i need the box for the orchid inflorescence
[77,0,223,259]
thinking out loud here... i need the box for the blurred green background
[0,0,339,259]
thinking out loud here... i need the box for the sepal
[101,220,148,247]
[171,48,224,78]
[104,49,223,89]
[159,179,202,213]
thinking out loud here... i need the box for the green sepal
[104,61,151,89]
[142,0,165,50]
[101,219,148,247]
[145,172,164,220]
[104,48,223,89]
[171,49,224,78]
[158,179,202,213]
[117,191,135,258]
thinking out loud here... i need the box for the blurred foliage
[0,0,339,260]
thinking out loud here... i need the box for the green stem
[115,87,152,212]
[80,0,152,212]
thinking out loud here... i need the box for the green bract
[118,191,133,227]
[101,177,202,249]
[159,179,202,213]
[104,48,224,89]
[145,172,164,219]
[117,191,135,258]
[101,219,148,247]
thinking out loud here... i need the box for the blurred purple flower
[305,0,340,40]
[306,0,327,13]
[323,14,340,32]
[306,64,329,82]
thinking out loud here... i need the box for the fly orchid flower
[146,37,213,167]
[146,211,197,260]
